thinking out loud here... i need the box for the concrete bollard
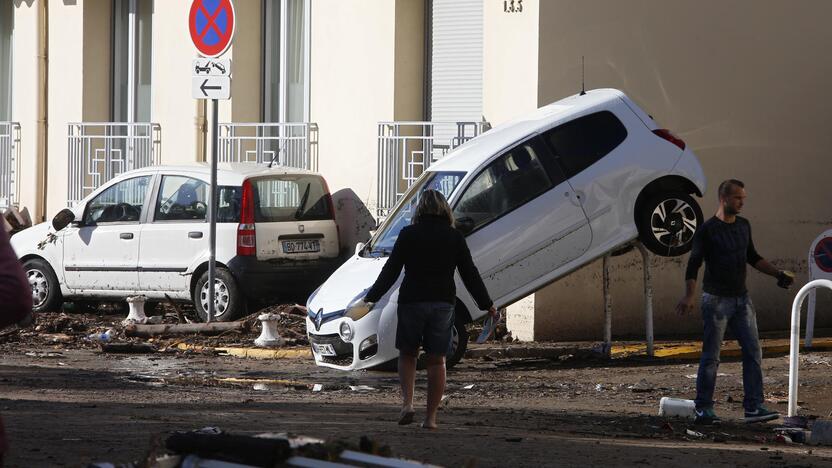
[124,295,149,325]
[255,313,284,347]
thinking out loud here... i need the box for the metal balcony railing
[67,122,161,205]
[376,121,490,219]
[218,122,318,171]
[0,121,21,209]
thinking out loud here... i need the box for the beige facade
[485,0,832,340]
[5,0,831,339]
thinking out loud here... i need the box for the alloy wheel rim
[650,198,698,248]
[200,279,230,317]
[27,269,48,308]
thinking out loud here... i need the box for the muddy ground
[2,309,832,467]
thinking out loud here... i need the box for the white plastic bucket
[659,397,696,418]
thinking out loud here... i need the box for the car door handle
[188,231,203,239]
[119,232,134,240]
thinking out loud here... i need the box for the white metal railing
[376,121,490,219]
[218,122,318,171]
[788,279,832,417]
[0,122,21,209]
[67,122,161,205]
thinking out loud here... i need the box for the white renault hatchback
[306,89,706,370]
[12,163,341,320]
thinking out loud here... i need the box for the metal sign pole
[208,98,218,323]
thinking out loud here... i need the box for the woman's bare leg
[424,354,446,429]
[398,351,417,424]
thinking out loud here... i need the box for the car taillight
[237,179,256,256]
[653,129,686,150]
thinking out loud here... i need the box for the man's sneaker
[694,407,721,425]
[744,406,780,423]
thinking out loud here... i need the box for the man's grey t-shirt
[685,216,763,297]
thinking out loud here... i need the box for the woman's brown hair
[412,189,454,226]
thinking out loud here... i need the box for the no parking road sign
[189,0,236,58]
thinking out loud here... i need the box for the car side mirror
[51,208,76,231]
[455,216,475,235]
[355,242,365,255]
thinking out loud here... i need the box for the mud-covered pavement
[4,326,832,467]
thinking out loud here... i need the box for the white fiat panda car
[12,163,341,321]
[306,89,706,370]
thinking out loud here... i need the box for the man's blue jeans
[695,292,764,412]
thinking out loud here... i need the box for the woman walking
[364,189,495,429]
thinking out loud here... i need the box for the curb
[174,343,312,359]
[466,338,832,361]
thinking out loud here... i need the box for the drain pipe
[36,0,49,221]
[788,279,832,417]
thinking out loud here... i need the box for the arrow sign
[192,76,231,100]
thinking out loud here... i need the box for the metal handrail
[218,122,318,172]
[0,121,21,209]
[67,122,161,205]
[376,120,490,219]
[788,279,832,417]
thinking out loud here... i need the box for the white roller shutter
[431,0,483,127]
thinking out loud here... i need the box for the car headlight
[339,321,354,342]
[345,298,374,320]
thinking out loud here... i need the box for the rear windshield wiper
[294,183,312,220]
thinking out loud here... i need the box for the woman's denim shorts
[396,301,455,355]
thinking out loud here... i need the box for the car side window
[541,111,628,178]
[453,140,555,234]
[154,176,209,221]
[83,176,151,225]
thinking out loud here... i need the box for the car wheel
[445,315,469,369]
[638,191,703,257]
[23,258,62,313]
[193,268,243,322]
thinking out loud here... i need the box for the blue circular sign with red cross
[815,237,832,273]
[189,0,235,58]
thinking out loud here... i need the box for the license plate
[314,343,336,356]
[282,239,320,254]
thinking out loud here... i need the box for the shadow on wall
[332,188,375,259]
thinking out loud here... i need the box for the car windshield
[364,171,466,257]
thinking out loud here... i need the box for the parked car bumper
[226,255,342,300]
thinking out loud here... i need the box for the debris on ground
[88,427,422,468]
[0,303,313,354]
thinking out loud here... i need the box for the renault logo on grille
[314,308,323,331]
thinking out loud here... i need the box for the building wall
[528,0,832,340]
[310,0,398,214]
[152,0,203,166]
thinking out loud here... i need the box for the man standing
[677,179,793,425]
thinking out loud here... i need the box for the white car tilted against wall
[306,89,707,371]
[12,164,341,320]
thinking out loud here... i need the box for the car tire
[23,258,62,313]
[193,268,244,322]
[638,191,703,257]
[445,314,469,369]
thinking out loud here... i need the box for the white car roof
[117,162,319,186]
[429,88,634,173]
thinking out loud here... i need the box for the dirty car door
[452,137,591,304]
[138,175,211,293]
[63,175,152,291]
